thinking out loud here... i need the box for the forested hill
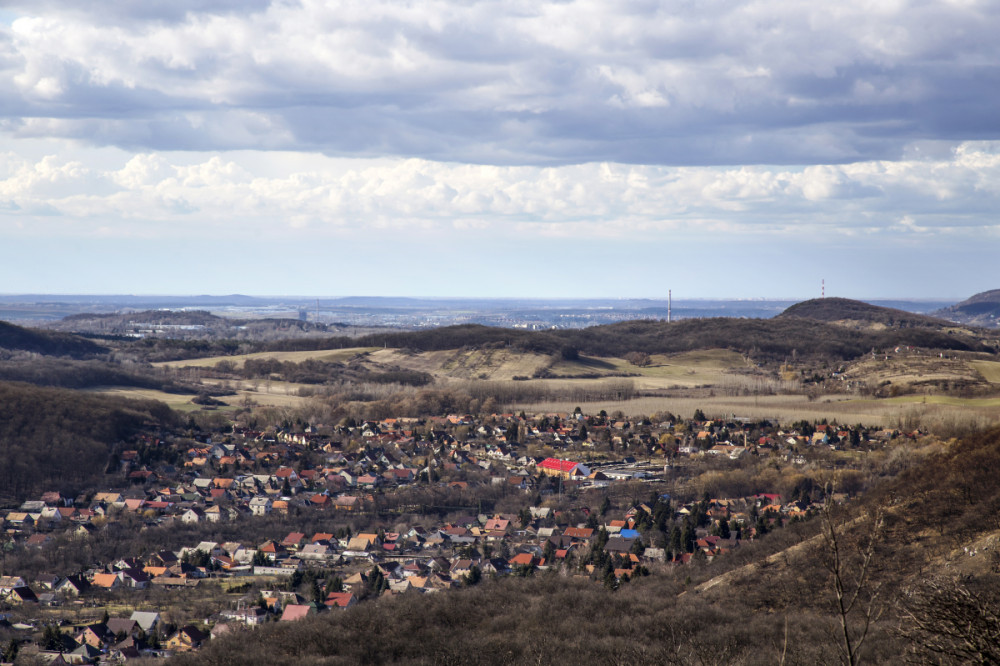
[264,314,995,362]
[778,297,958,329]
[0,320,106,357]
[0,382,179,502]
[934,288,1000,328]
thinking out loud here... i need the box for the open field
[545,349,749,387]
[841,353,987,389]
[512,393,1000,430]
[156,347,381,369]
[136,344,1000,431]
[879,394,1000,407]
[372,348,551,380]
[156,346,751,389]
[971,360,1000,383]
[91,380,310,413]
[86,387,207,412]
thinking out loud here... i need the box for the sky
[1,0,999,299]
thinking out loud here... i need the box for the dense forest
[233,358,433,387]
[223,316,991,364]
[0,357,192,392]
[0,382,179,501]
[778,297,958,328]
[0,320,106,358]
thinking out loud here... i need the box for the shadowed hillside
[0,382,179,502]
[779,297,958,329]
[935,289,1000,328]
[0,320,106,357]
[289,314,994,362]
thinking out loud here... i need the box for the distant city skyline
[1,2,998,299]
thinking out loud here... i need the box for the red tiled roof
[539,458,579,472]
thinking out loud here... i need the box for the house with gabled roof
[279,604,314,622]
[537,458,590,480]
[3,585,37,605]
[106,617,138,638]
[75,623,113,649]
[56,575,89,597]
[325,592,356,609]
[563,527,595,542]
[130,611,161,633]
[92,573,121,590]
[281,532,306,549]
[165,625,208,651]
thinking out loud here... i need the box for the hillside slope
[0,382,179,502]
[0,320,106,357]
[934,288,1000,328]
[263,313,995,364]
[779,296,957,329]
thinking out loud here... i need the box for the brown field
[156,346,750,388]
[971,360,1000,383]
[372,348,552,380]
[542,349,750,388]
[841,352,987,389]
[156,347,381,369]
[87,387,207,412]
[92,380,310,413]
[512,393,1000,430]
[130,344,1000,432]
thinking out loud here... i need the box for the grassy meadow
[119,342,1000,433]
[512,393,1000,431]
[155,347,381,369]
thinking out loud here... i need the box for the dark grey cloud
[2,1,1000,166]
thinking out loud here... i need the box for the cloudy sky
[1,0,998,299]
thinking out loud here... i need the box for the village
[0,409,905,664]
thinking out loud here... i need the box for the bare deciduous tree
[822,502,885,666]
[900,576,1000,665]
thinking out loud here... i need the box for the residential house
[325,592,357,609]
[165,625,208,651]
[130,611,161,634]
[279,604,314,622]
[92,573,121,591]
[537,458,591,480]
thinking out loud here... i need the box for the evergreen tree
[716,516,731,539]
[681,519,696,553]
[464,565,482,586]
[3,638,18,662]
[41,625,63,651]
[543,539,556,564]
[670,525,682,556]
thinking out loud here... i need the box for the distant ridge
[0,320,105,357]
[934,289,1000,328]
[777,297,958,329]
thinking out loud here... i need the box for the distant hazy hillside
[934,289,1000,328]
[270,310,994,362]
[49,309,347,341]
[0,320,106,357]
[778,297,956,329]
[62,309,226,326]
